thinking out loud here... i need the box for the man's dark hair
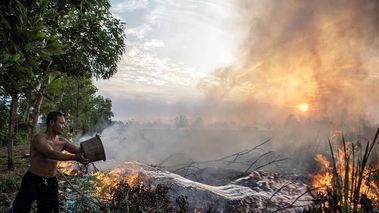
[46,111,64,128]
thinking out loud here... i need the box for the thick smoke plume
[201,0,379,124]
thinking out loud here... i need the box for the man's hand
[75,153,89,164]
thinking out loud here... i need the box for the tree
[87,95,114,133]
[29,0,125,137]
[40,74,114,135]
[0,0,64,169]
[0,90,9,146]
[0,0,125,170]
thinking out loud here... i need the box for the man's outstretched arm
[60,137,81,154]
[33,135,85,163]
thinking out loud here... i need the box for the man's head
[46,111,65,135]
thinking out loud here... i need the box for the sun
[296,102,309,112]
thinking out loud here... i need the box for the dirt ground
[0,144,30,212]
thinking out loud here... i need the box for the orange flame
[311,154,333,193]
[91,167,143,200]
[57,161,75,175]
[92,170,120,200]
[126,172,139,187]
[58,161,145,201]
[311,144,379,204]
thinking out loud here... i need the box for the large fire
[57,161,143,201]
[91,167,143,200]
[311,143,379,209]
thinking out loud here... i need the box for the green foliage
[86,95,113,132]
[74,196,101,212]
[0,0,65,94]
[0,0,123,170]
[1,0,125,96]
[14,122,32,145]
[0,174,21,212]
[47,0,126,80]
[39,74,114,135]
[0,175,20,192]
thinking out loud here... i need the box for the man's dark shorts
[12,171,59,213]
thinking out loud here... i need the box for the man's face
[51,116,66,135]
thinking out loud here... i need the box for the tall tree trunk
[58,93,64,111]
[23,92,33,123]
[31,66,51,139]
[31,91,44,138]
[75,79,80,132]
[7,92,18,170]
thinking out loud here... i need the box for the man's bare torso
[30,133,66,177]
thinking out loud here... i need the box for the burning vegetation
[311,129,379,212]
[53,142,324,213]
[57,162,191,212]
[52,127,379,212]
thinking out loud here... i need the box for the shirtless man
[12,111,88,213]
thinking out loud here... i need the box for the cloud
[143,39,165,50]
[111,0,149,13]
[96,42,204,102]
[99,0,242,105]
[125,25,152,40]
[145,0,243,71]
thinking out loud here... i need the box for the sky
[95,0,246,121]
[96,0,379,125]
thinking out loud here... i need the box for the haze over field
[93,0,379,171]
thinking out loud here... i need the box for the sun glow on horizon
[296,102,309,112]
